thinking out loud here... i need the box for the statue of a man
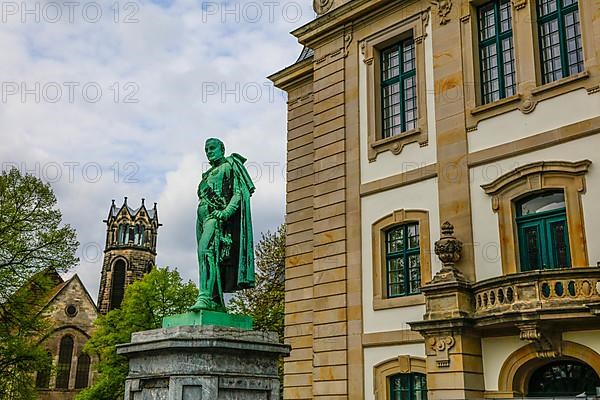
[190,138,255,312]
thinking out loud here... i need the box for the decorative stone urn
[431,221,466,283]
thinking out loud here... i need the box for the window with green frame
[537,0,584,84]
[389,373,427,400]
[516,191,571,271]
[477,0,516,104]
[380,37,417,138]
[385,223,420,298]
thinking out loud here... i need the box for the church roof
[41,274,99,315]
[108,197,159,221]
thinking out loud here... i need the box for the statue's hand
[211,210,225,220]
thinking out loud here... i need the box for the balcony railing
[472,267,600,322]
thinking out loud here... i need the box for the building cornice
[268,58,313,91]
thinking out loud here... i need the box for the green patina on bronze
[162,310,253,330]
[162,138,255,329]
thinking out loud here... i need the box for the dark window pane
[56,336,74,389]
[390,373,428,400]
[528,361,600,397]
[550,220,570,267]
[35,353,52,389]
[110,259,127,310]
[524,226,541,270]
[74,354,91,389]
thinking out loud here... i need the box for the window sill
[373,293,425,310]
[467,70,593,131]
[531,70,590,95]
[368,128,427,162]
[471,94,522,116]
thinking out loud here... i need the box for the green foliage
[229,224,285,340]
[229,224,285,392]
[0,168,79,399]
[77,267,197,400]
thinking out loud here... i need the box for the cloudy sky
[0,0,314,299]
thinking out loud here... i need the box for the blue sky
[0,0,315,299]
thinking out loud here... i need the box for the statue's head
[205,138,225,164]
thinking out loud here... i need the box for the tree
[229,224,285,391]
[0,168,79,399]
[229,224,285,340]
[78,267,197,400]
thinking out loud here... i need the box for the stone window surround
[460,0,599,132]
[495,340,600,397]
[373,355,426,400]
[361,9,430,162]
[481,160,591,275]
[372,209,431,310]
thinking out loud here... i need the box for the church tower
[97,197,160,315]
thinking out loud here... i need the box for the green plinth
[162,310,253,330]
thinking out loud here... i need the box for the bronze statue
[190,138,255,312]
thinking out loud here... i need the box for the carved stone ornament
[512,0,528,10]
[517,322,560,358]
[430,0,453,25]
[432,222,465,282]
[313,0,334,15]
[428,335,455,367]
[519,94,538,114]
[343,32,353,58]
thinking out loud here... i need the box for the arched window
[74,354,91,389]
[482,160,590,274]
[128,225,135,243]
[146,261,154,274]
[516,190,571,271]
[110,259,126,310]
[134,224,145,246]
[35,352,52,389]
[118,224,127,244]
[528,360,600,397]
[55,335,74,389]
[389,373,427,400]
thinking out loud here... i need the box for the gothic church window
[55,335,74,389]
[110,259,127,310]
[74,354,91,389]
[35,352,52,389]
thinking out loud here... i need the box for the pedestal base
[162,310,253,330]
[117,325,290,400]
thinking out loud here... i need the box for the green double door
[517,208,571,271]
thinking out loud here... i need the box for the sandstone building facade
[35,198,159,399]
[270,0,600,398]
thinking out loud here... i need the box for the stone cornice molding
[481,160,592,196]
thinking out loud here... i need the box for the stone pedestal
[117,325,290,400]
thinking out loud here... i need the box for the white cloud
[0,0,314,300]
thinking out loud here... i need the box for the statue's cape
[223,153,255,291]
